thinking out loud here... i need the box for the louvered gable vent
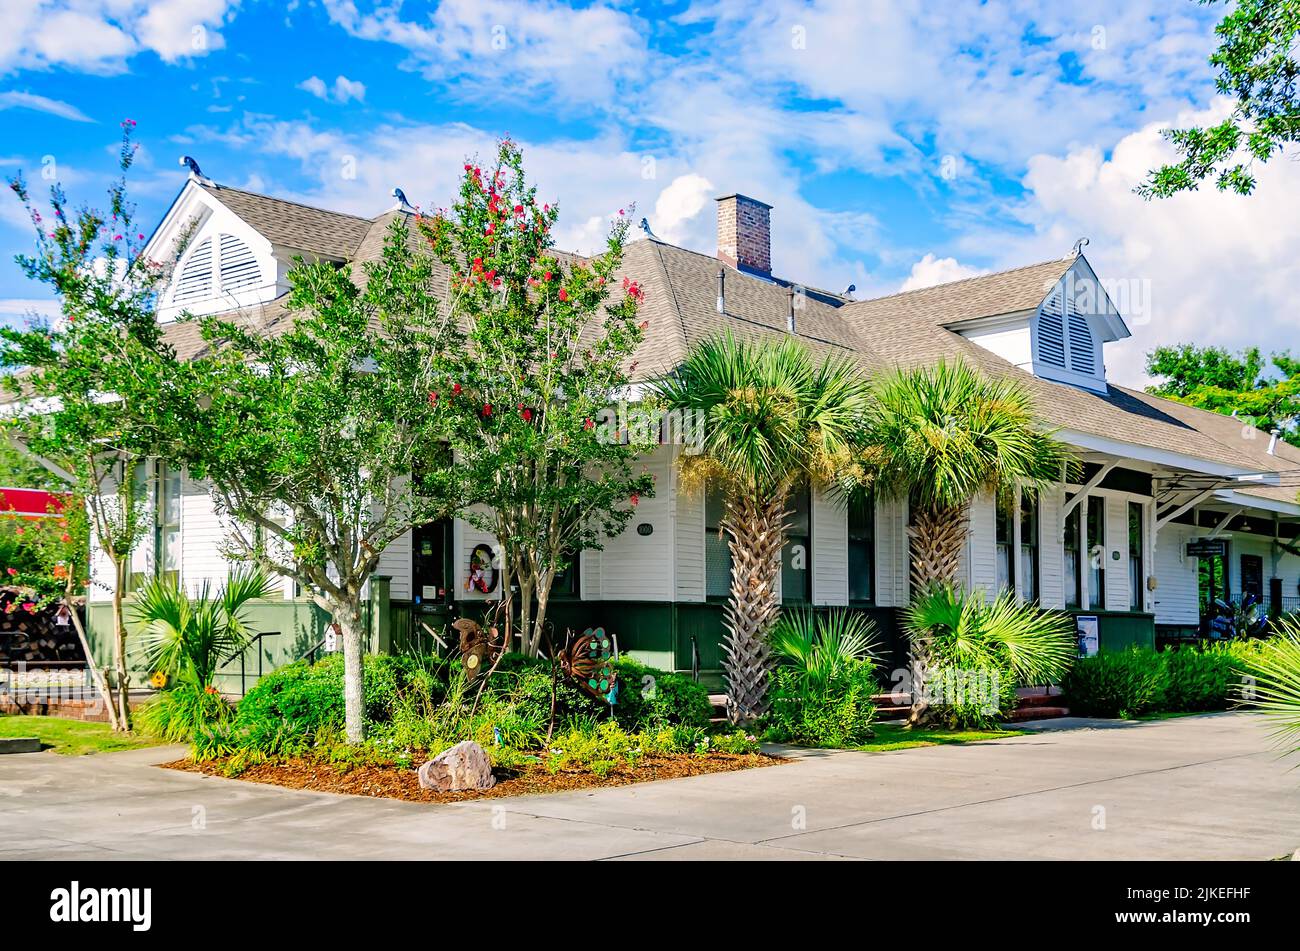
[172,236,213,305]
[218,233,261,293]
[1037,287,1067,368]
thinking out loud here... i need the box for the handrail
[219,631,281,697]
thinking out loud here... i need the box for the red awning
[0,487,66,518]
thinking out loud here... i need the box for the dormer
[953,255,1130,395]
[142,177,371,322]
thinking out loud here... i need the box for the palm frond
[1242,617,1300,757]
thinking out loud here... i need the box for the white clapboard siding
[600,446,673,602]
[1152,523,1199,625]
[1104,496,1130,612]
[811,487,848,605]
[376,528,413,601]
[454,507,500,603]
[967,493,998,598]
[581,547,602,601]
[180,476,228,593]
[1038,486,1066,610]
[673,451,705,603]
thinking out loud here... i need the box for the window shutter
[1066,301,1095,373]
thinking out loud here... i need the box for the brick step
[1007,705,1071,721]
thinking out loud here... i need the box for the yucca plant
[864,360,1072,723]
[905,584,1076,727]
[654,332,873,726]
[133,568,277,690]
[1242,617,1300,758]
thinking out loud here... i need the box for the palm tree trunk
[906,502,969,726]
[721,494,787,726]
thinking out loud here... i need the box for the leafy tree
[862,360,1071,726]
[1146,343,1299,444]
[0,121,168,731]
[1140,0,1300,198]
[418,140,655,658]
[653,333,873,726]
[156,215,455,744]
[0,439,63,490]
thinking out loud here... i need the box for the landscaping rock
[417,740,495,791]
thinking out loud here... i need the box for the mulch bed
[163,752,787,804]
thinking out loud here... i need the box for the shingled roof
[197,183,372,259]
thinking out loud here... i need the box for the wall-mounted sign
[1076,615,1099,658]
[636,523,653,536]
[1186,540,1227,558]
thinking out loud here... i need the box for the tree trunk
[111,557,131,732]
[721,494,787,727]
[65,583,120,732]
[906,502,969,726]
[335,595,367,744]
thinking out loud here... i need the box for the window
[1087,498,1105,610]
[705,485,731,600]
[1064,502,1081,609]
[848,494,874,603]
[1020,490,1040,603]
[552,550,580,599]
[126,460,153,592]
[996,502,1013,594]
[158,463,182,588]
[1128,501,1144,611]
[781,485,811,603]
[1241,554,1264,603]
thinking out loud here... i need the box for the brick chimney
[716,194,772,275]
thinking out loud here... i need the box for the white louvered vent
[171,237,213,305]
[218,233,261,293]
[1037,290,1067,368]
[1067,311,1095,373]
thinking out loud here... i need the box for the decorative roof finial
[1072,236,1090,257]
[391,187,413,210]
[179,155,205,180]
[639,217,658,240]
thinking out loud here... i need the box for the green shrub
[137,683,235,742]
[926,661,1019,729]
[1062,648,1166,718]
[764,659,877,747]
[1162,644,1249,712]
[611,656,713,730]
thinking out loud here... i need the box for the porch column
[1011,485,1024,603]
[1079,494,1090,611]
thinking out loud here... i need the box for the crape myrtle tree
[159,217,455,744]
[417,140,655,658]
[0,121,167,731]
[862,361,1072,725]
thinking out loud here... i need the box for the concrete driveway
[0,711,1296,860]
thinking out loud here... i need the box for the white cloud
[898,254,985,292]
[321,0,646,107]
[956,100,1300,387]
[298,75,366,104]
[0,0,238,74]
[650,174,714,245]
[0,297,60,329]
[0,90,92,122]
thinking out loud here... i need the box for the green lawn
[851,722,1025,752]
[0,715,164,756]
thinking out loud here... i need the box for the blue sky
[3,0,1298,384]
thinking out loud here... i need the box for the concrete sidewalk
[0,711,1296,860]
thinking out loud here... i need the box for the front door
[413,520,452,614]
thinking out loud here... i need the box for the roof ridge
[850,255,1074,308]
[199,182,372,224]
[640,236,850,302]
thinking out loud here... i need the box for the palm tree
[863,360,1072,724]
[654,333,873,725]
[132,568,277,689]
[1243,616,1300,758]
